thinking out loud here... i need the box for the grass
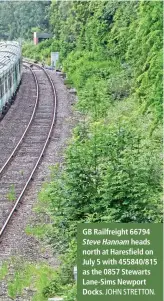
[0,262,8,280]
[0,258,57,301]
[7,260,56,301]
[25,224,51,238]
[6,184,16,201]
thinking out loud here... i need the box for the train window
[11,72,13,86]
[8,72,12,89]
[0,77,4,97]
[12,66,14,79]
[0,78,2,98]
[5,76,8,93]
[15,65,17,80]
[2,84,4,97]
[18,59,20,72]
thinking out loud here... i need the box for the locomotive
[0,41,22,119]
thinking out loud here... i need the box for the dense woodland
[0,1,50,40]
[0,1,163,300]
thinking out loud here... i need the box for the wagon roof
[0,41,21,75]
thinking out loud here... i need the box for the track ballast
[0,62,57,237]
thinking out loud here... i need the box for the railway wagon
[0,41,22,118]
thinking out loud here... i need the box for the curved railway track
[0,64,39,174]
[0,62,57,237]
[0,68,37,169]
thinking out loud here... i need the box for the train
[0,41,22,119]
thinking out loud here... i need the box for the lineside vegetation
[22,1,162,299]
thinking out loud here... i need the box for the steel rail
[0,64,39,177]
[0,61,57,237]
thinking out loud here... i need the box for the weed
[0,262,8,280]
[6,184,16,201]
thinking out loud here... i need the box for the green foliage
[0,1,50,40]
[0,262,8,280]
[6,260,56,301]
[40,115,161,246]
[7,184,16,201]
[25,224,51,238]
[23,39,59,65]
[20,1,163,298]
[126,2,163,124]
[42,241,76,298]
[63,284,76,301]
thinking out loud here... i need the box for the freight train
[0,41,22,119]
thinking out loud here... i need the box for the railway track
[0,62,57,237]
[0,68,37,169]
